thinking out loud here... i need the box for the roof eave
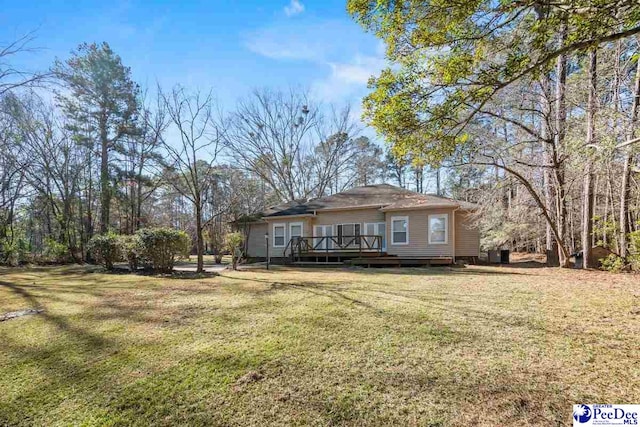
[263,213,317,220]
[313,204,387,213]
[379,204,459,212]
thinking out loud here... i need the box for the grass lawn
[0,264,638,426]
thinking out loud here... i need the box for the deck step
[346,257,453,267]
[292,261,345,267]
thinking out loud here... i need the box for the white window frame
[313,225,333,250]
[272,223,286,248]
[428,213,449,245]
[391,216,409,245]
[289,222,303,242]
[364,222,386,250]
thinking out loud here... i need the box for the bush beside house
[225,232,244,270]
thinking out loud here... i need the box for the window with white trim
[365,222,386,250]
[289,222,303,244]
[391,216,408,245]
[273,224,285,247]
[336,223,360,246]
[428,214,448,244]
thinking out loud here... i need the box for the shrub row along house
[237,184,479,266]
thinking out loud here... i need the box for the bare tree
[116,91,169,233]
[620,38,640,258]
[310,105,362,195]
[158,86,224,273]
[582,48,597,268]
[224,88,319,201]
[224,88,361,201]
[14,94,85,259]
[0,32,49,96]
[0,94,28,262]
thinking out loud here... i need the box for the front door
[313,225,333,250]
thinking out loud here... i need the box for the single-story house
[236,184,479,265]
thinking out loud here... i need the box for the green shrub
[88,233,122,270]
[136,228,190,273]
[119,234,143,272]
[43,238,70,264]
[1,238,30,266]
[629,230,640,272]
[600,253,626,273]
[225,232,244,270]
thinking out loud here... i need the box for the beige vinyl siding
[455,211,480,257]
[260,209,384,257]
[311,208,384,229]
[385,208,455,257]
[264,217,312,257]
[252,207,479,259]
[245,222,268,258]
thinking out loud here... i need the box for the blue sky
[0,0,386,121]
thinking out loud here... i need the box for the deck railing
[286,235,383,262]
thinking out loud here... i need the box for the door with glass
[364,222,386,251]
[313,225,333,250]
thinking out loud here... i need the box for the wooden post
[326,236,329,263]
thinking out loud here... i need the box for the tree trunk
[195,199,204,273]
[539,74,558,262]
[582,49,597,268]
[99,114,110,233]
[620,44,640,259]
[553,21,571,268]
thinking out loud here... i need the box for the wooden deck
[287,255,454,267]
[345,257,453,267]
[285,236,453,267]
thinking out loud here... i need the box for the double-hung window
[391,216,408,245]
[273,224,285,247]
[428,214,448,244]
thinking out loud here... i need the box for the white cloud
[245,33,323,62]
[312,54,386,103]
[284,0,304,17]
[244,20,377,62]
[245,19,388,104]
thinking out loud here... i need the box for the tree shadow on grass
[492,261,548,269]
[0,264,102,277]
[135,270,220,280]
[0,280,112,348]
[108,265,220,280]
[347,265,533,276]
[0,278,122,424]
[215,273,581,341]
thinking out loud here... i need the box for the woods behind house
[3,0,640,273]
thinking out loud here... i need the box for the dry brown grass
[0,264,638,426]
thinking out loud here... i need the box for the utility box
[573,252,584,269]
[488,250,501,264]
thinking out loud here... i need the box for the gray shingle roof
[263,184,477,217]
